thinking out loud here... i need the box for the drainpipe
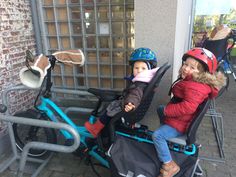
[29,0,43,54]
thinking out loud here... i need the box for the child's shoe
[84,120,104,138]
[158,160,180,177]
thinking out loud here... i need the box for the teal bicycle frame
[24,54,196,171]
[37,96,110,167]
[37,96,196,169]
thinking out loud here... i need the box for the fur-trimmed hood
[192,71,227,91]
[165,71,226,133]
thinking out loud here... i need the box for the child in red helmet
[152,48,226,177]
[85,47,158,138]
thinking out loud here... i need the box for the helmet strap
[146,62,151,69]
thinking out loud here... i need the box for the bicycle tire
[13,109,57,158]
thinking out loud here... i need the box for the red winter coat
[164,75,219,133]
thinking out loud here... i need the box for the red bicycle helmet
[182,48,217,74]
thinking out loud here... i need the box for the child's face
[133,61,149,77]
[180,57,200,79]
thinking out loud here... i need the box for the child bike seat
[168,99,210,146]
[108,62,171,143]
[202,38,228,59]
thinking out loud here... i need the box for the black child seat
[87,62,171,127]
[167,99,212,177]
[108,62,171,143]
[87,62,171,151]
[202,38,229,60]
[167,99,211,146]
[106,78,212,177]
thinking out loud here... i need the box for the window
[192,0,236,47]
[36,0,134,89]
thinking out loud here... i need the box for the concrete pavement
[1,77,236,177]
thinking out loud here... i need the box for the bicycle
[203,28,236,95]
[218,29,236,77]
[12,50,172,171]
[13,50,119,168]
[14,50,211,177]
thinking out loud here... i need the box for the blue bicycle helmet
[129,47,157,69]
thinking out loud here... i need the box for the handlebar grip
[0,104,7,113]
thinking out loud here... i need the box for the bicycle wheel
[13,109,57,158]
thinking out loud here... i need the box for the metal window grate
[34,0,135,91]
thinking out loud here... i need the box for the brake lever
[25,50,41,77]
[26,50,35,63]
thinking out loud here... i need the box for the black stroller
[94,62,211,177]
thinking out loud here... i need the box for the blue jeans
[152,124,182,163]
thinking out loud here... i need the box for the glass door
[192,0,236,47]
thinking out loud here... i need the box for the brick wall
[0,0,37,115]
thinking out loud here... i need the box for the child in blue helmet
[85,47,158,137]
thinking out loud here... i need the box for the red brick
[0,0,37,114]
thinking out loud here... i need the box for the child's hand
[125,103,135,112]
